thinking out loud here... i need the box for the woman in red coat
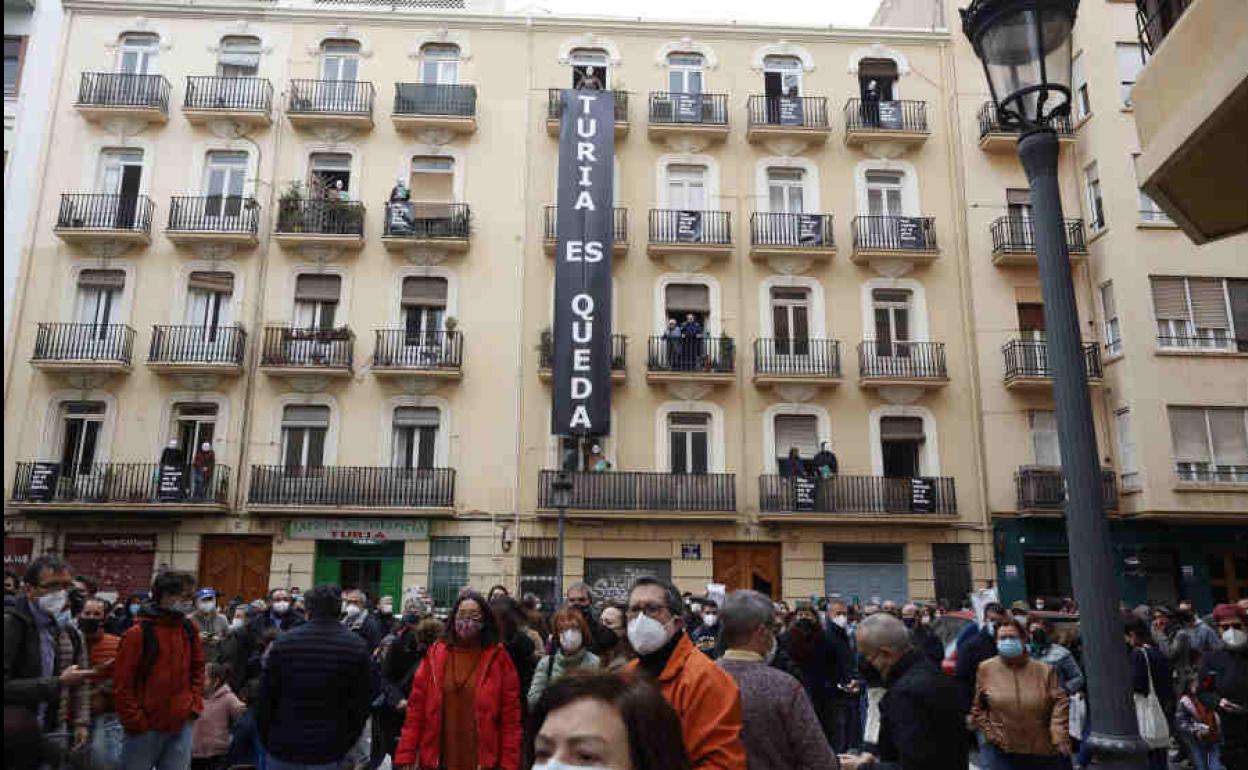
[395,591,522,770]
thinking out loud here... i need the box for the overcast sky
[505,0,883,27]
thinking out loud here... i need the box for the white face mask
[832,614,849,628]
[533,761,611,770]
[627,613,672,656]
[271,601,290,615]
[559,628,583,653]
[765,633,778,664]
[230,618,244,630]
[37,590,68,617]
[1223,628,1248,650]
[702,614,718,628]
[198,600,216,614]
[343,603,363,618]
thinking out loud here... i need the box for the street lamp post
[551,470,574,603]
[961,1,1148,767]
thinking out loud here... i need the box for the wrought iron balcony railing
[248,465,455,508]
[746,95,829,129]
[648,91,729,125]
[977,101,1073,139]
[56,193,154,235]
[373,329,463,370]
[858,340,948,379]
[1016,466,1119,511]
[13,461,230,505]
[648,335,734,374]
[1136,0,1191,53]
[382,202,470,239]
[750,212,835,249]
[990,216,1087,255]
[754,338,841,378]
[33,323,135,365]
[149,325,246,366]
[538,470,736,512]
[852,215,937,252]
[275,199,365,236]
[539,332,627,371]
[260,326,354,369]
[1002,339,1102,381]
[543,206,629,244]
[844,98,928,133]
[184,76,272,113]
[168,195,259,234]
[1175,462,1248,484]
[287,79,374,116]
[546,88,629,122]
[394,83,477,117]
[648,209,731,246]
[759,474,958,514]
[77,72,170,111]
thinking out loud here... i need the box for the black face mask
[402,613,421,626]
[78,618,101,635]
[903,618,916,629]
[797,617,819,632]
[1031,629,1048,647]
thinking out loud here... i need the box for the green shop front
[289,518,430,602]
[994,518,1248,612]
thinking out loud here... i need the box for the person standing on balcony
[681,314,704,370]
[813,443,839,478]
[577,65,603,91]
[665,318,684,370]
[191,443,215,501]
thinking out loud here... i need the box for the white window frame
[1115,42,1146,108]
[58,400,107,474]
[1153,277,1237,351]
[763,55,802,95]
[390,407,440,470]
[280,404,331,470]
[217,36,261,78]
[1028,410,1061,467]
[767,167,805,214]
[1115,408,1139,490]
[118,33,159,75]
[1170,407,1248,484]
[1100,281,1122,357]
[664,164,707,210]
[655,400,725,473]
[667,52,705,95]
[420,43,460,86]
[1084,161,1105,231]
[1072,51,1090,122]
[320,40,360,82]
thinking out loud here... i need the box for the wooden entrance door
[199,536,272,603]
[713,543,782,599]
[1209,550,1248,604]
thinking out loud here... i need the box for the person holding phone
[79,596,123,770]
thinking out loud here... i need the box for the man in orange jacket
[624,576,747,770]
[113,570,204,770]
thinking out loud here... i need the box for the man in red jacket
[113,569,204,770]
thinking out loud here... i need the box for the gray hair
[629,576,684,617]
[721,589,774,648]
[857,613,913,654]
[566,582,594,599]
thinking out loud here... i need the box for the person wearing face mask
[716,590,838,770]
[1126,617,1176,770]
[839,613,967,770]
[623,576,746,770]
[79,597,124,770]
[598,602,636,672]
[106,592,148,636]
[1197,604,1248,770]
[900,603,943,667]
[566,582,618,655]
[822,599,860,754]
[394,591,522,770]
[341,588,387,652]
[779,602,840,751]
[191,441,215,501]
[1025,618,1084,696]
[956,602,1009,708]
[527,670,691,770]
[691,599,721,658]
[113,569,206,770]
[529,607,601,707]
[374,610,442,765]
[191,587,230,661]
[375,594,398,635]
[970,620,1070,770]
[3,555,93,770]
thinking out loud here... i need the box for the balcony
[147,325,246,376]
[753,338,842,386]
[647,92,729,144]
[166,196,259,247]
[977,102,1073,152]
[546,89,629,137]
[843,98,929,148]
[749,213,836,261]
[647,209,733,260]
[11,461,231,513]
[543,206,629,257]
[1002,339,1103,390]
[393,83,477,133]
[758,475,958,522]
[851,216,939,264]
[989,217,1087,265]
[537,470,736,519]
[273,199,365,250]
[857,341,948,389]
[538,331,627,382]
[286,79,374,131]
[259,326,353,377]
[247,465,455,515]
[75,72,170,125]
[381,202,470,253]
[32,323,135,374]
[183,76,272,126]
[1131,0,1248,243]
[1016,467,1119,513]
[1174,462,1248,489]
[646,335,735,385]
[746,95,831,144]
[1156,333,1248,355]
[54,193,154,246]
[372,329,463,381]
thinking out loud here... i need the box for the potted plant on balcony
[277,181,306,232]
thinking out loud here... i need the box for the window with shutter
[1188,278,1230,348]
[1072,52,1090,120]
[1101,282,1122,356]
[1115,43,1146,107]
[774,415,819,470]
[1084,162,1104,230]
[669,412,710,474]
[1115,409,1139,489]
[1151,276,1193,345]
[1030,411,1061,467]
[1229,280,1248,353]
[218,36,261,77]
[665,283,711,323]
[392,407,440,469]
[1210,409,1248,481]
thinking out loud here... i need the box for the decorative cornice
[557,32,621,65]
[407,26,473,62]
[750,40,816,72]
[654,37,718,69]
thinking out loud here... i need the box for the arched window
[569,48,608,89]
[218,36,260,77]
[119,33,159,75]
[320,40,360,82]
[667,52,704,95]
[420,43,460,85]
[763,55,802,97]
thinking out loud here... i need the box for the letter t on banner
[552,89,615,437]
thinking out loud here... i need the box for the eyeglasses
[626,603,671,620]
[1219,621,1245,631]
[36,580,74,592]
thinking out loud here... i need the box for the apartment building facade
[2,0,1243,610]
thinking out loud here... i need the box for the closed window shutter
[1115,411,1138,475]
[401,277,448,307]
[393,406,440,427]
[188,271,234,293]
[294,274,341,302]
[775,415,820,458]
[1030,411,1061,466]
[1229,280,1248,351]
[1188,279,1228,329]
[880,417,925,441]
[666,284,710,314]
[1210,409,1248,466]
[282,405,330,428]
[1100,283,1117,319]
[1168,407,1210,462]
[78,270,126,289]
[1150,277,1189,321]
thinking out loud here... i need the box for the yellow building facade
[3,0,1244,610]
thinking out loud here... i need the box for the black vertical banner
[552,89,615,437]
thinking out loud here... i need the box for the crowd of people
[5,557,1248,770]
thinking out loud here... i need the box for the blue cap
[196,588,217,600]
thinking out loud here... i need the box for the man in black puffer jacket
[256,584,377,767]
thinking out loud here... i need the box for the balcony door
[667,53,704,96]
[1030,411,1061,467]
[774,414,818,473]
[75,269,124,343]
[872,288,912,359]
[421,44,459,85]
[59,401,105,477]
[281,405,328,475]
[401,277,447,364]
[669,412,709,475]
[1007,188,1034,246]
[858,58,897,102]
[880,417,924,478]
[768,168,805,214]
[763,55,801,97]
[185,271,234,347]
[569,49,608,89]
[97,149,143,229]
[309,152,351,199]
[173,403,218,471]
[866,170,904,218]
[320,40,360,110]
[119,34,159,76]
[204,151,247,222]
[293,274,340,330]
[392,407,439,470]
[666,165,706,211]
[771,287,810,357]
[217,36,260,78]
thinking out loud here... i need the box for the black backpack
[134,616,197,688]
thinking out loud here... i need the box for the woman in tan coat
[971,620,1071,770]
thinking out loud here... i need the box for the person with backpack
[113,569,205,770]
